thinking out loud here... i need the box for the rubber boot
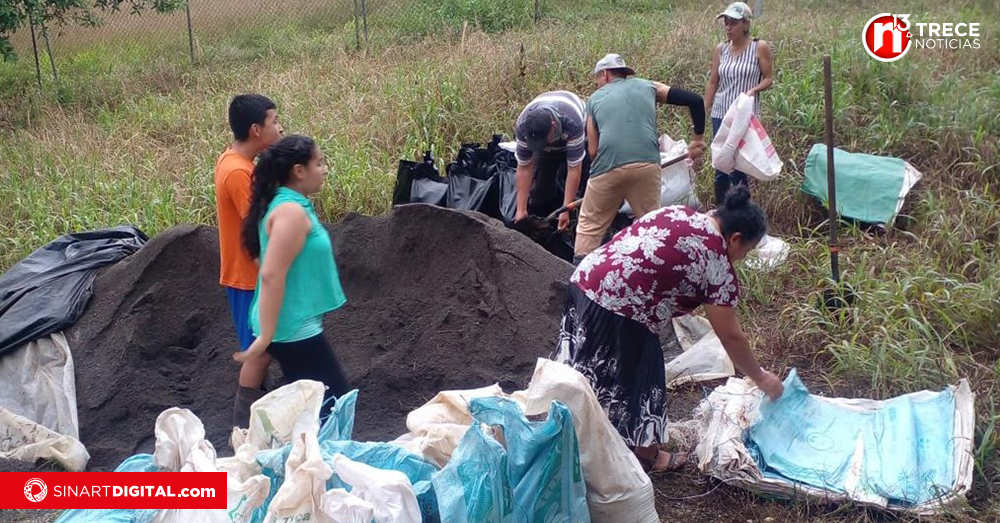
[233,386,267,429]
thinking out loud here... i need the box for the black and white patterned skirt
[553,284,676,448]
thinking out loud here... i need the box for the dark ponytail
[243,134,317,258]
[715,186,767,245]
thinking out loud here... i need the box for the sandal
[649,450,688,474]
[633,447,657,472]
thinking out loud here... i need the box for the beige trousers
[574,162,661,256]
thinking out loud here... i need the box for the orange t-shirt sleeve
[224,168,253,219]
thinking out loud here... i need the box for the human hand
[753,370,784,401]
[687,139,706,163]
[514,209,528,223]
[557,211,570,232]
[234,337,270,364]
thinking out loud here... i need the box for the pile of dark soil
[64,204,571,470]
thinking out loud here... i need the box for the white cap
[717,2,753,20]
[593,53,636,76]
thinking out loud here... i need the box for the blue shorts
[226,287,256,351]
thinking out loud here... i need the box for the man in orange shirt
[215,94,283,427]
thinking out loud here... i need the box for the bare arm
[704,304,763,379]
[586,115,599,160]
[704,304,784,399]
[704,44,722,114]
[747,40,774,96]
[652,81,670,104]
[235,203,310,361]
[514,160,534,222]
[564,162,582,206]
[562,121,586,218]
[559,162,582,231]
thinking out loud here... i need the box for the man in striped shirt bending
[513,90,591,232]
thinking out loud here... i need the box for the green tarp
[802,144,913,226]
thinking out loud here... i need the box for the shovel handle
[542,153,688,222]
[659,153,687,169]
[545,199,583,222]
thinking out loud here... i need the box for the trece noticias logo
[863,13,982,62]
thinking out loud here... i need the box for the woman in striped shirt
[704,2,774,206]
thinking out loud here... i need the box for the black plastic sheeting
[444,135,518,224]
[393,137,516,223]
[393,136,576,262]
[393,151,448,208]
[0,226,147,356]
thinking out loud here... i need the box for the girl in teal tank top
[233,135,349,411]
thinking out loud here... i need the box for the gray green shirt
[250,186,346,342]
[587,77,660,177]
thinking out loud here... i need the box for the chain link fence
[9,0,548,90]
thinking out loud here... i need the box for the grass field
[1,0,998,520]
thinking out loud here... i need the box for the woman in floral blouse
[554,186,784,473]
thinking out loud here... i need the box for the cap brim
[717,10,746,20]
[595,66,636,76]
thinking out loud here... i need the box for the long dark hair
[242,134,316,258]
[715,185,767,245]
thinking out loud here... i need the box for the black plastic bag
[446,172,499,215]
[448,141,495,180]
[392,151,448,207]
[494,154,518,225]
[0,225,148,356]
[445,135,511,221]
[394,137,575,261]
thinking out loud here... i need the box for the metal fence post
[353,0,361,50]
[186,0,196,63]
[28,12,43,89]
[40,23,59,87]
[360,0,369,50]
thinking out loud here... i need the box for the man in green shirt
[576,53,707,260]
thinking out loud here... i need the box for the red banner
[1,472,227,509]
